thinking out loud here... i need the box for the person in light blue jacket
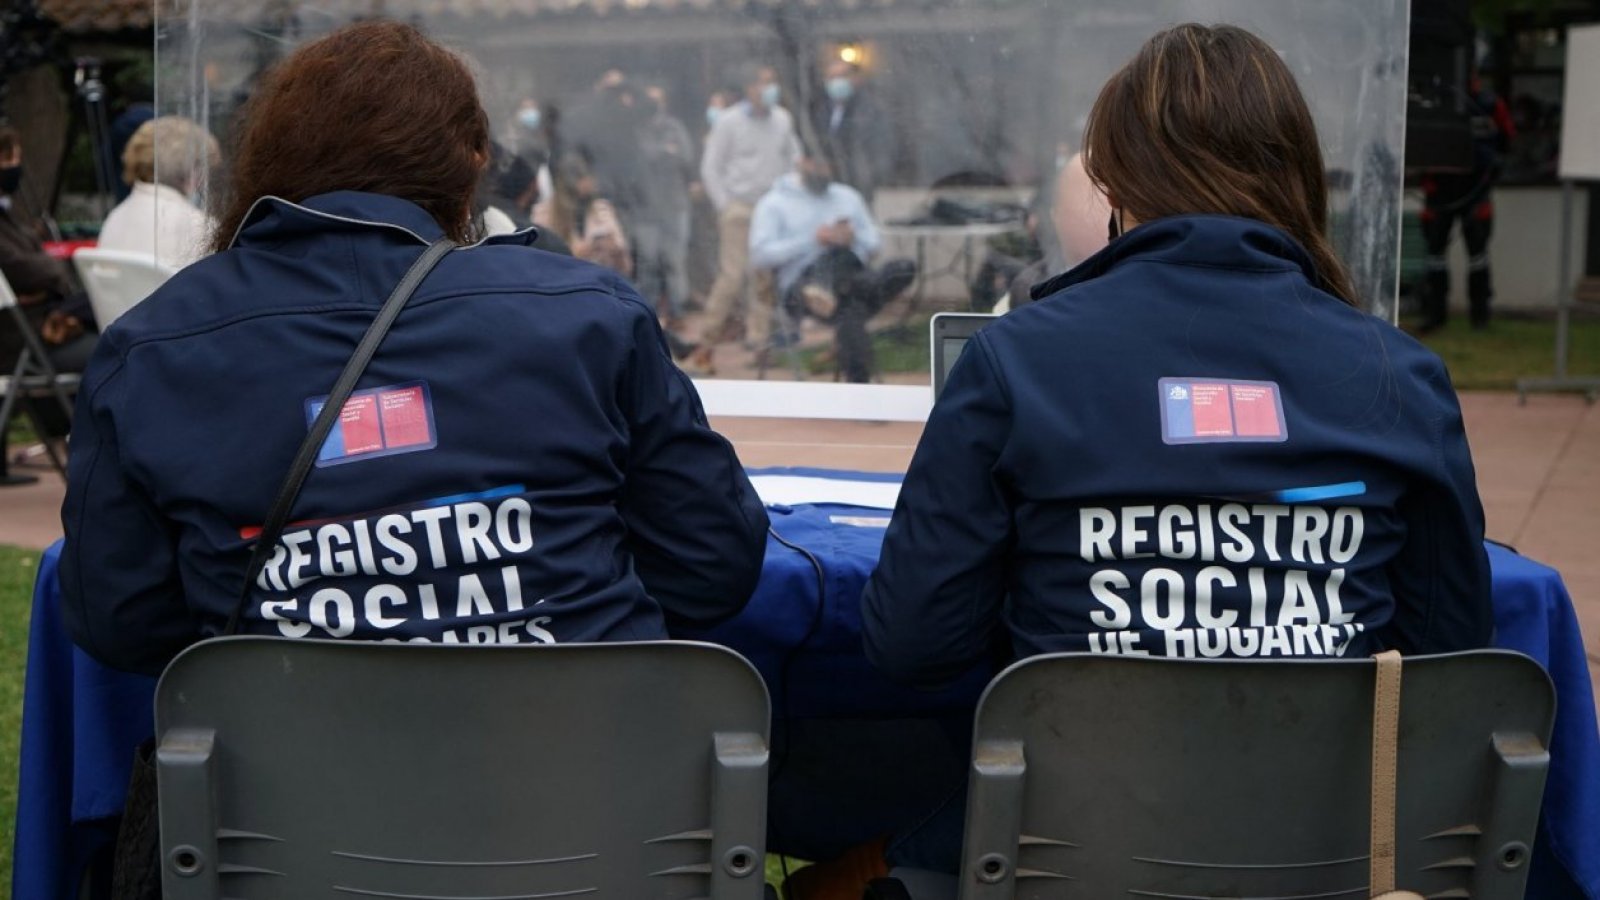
[749,152,913,381]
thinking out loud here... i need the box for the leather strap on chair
[1369,650,1422,900]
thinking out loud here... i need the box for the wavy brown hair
[1082,24,1358,306]
[210,21,489,252]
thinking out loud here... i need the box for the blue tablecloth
[14,468,1600,898]
[1485,543,1600,899]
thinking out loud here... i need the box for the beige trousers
[701,200,775,347]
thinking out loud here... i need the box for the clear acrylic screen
[155,0,1408,406]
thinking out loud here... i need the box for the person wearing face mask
[0,124,98,485]
[96,116,220,269]
[510,98,549,165]
[813,58,892,204]
[687,63,800,375]
[748,151,913,383]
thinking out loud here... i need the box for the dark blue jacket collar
[228,190,537,250]
[1032,214,1319,301]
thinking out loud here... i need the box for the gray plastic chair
[155,637,771,899]
[942,651,1554,900]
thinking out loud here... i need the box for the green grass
[0,544,39,892]
[1406,315,1600,390]
[5,415,36,448]
[765,854,810,894]
[800,318,933,376]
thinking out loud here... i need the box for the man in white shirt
[97,116,219,270]
[686,63,800,375]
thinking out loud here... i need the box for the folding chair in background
[880,650,1555,900]
[0,268,80,480]
[71,248,176,330]
[154,637,774,899]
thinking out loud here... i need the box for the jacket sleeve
[748,195,816,272]
[614,283,769,628]
[862,333,1014,687]
[1382,360,1494,653]
[58,343,196,676]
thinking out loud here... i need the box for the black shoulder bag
[112,238,457,900]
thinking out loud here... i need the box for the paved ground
[5,391,1597,699]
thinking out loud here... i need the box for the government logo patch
[307,380,438,466]
[1159,377,1286,444]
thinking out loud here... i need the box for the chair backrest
[156,637,771,900]
[71,248,176,329]
[958,652,1554,900]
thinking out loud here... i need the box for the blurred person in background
[749,150,913,382]
[687,63,800,375]
[687,86,742,307]
[564,71,647,238]
[814,58,891,205]
[535,154,631,276]
[0,123,96,484]
[509,97,549,166]
[477,140,540,234]
[633,81,696,326]
[1418,72,1514,332]
[108,70,156,203]
[97,116,220,269]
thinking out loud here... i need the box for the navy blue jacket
[61,191,768,676]
[863,216,1491,687]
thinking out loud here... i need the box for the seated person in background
[851,24,1491,880]
[534,154,632,276]
[477,142,537,236]
[0,124,95,484]
[995,150,1111,314]
[96,116,219,269]
[748,151,912,382]
[60,21,768,676]
[0,125,95,373]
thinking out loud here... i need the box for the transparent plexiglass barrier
[155,0,1407,419]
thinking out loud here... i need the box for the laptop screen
[930,313,997,400]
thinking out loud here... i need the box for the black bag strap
[225,238,457,635]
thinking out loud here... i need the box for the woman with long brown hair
[838,24,1492,884]
[60,21,768,675]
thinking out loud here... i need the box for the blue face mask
[760,83,781,108]
[518,108,542,131]
[706,106,722,127]
[826,77,854,102]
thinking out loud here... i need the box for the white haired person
[96,116,219,269]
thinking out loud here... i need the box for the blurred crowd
[479,59,904,378]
